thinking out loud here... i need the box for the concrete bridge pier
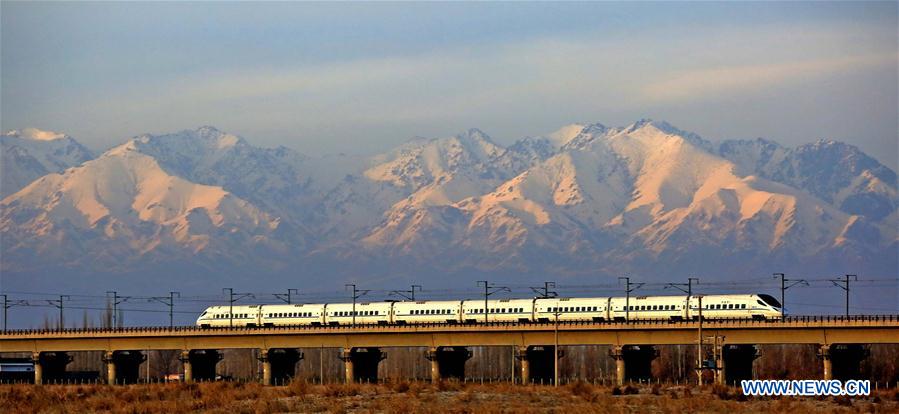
[426,346,471,382]
[258,348,303,385]
[340,347,385,383]
[609,345,658,385]
[516,345,562,384]
[102,350,145,385]
[718,345,759,385]
[180,349,222,383]
[819,344,870,381]
[31,351,72,385]
[818,345,833,380]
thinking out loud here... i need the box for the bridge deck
[2,316,897,353]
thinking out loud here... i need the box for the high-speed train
[196,294,782,328]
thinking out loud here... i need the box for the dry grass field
[1,381,898,414]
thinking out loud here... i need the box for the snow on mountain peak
[5,128,68,141]
[546,123,586,147]
[1,128,95,197]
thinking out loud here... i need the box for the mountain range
[1,121,895,290]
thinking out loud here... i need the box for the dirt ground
[1,381,897,413]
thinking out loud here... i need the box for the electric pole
[345,284,370,327]
[222,288,254,328]
[665,277,699,297]
[47,295,70,331]
[389,285,422,301]
[1,295,28,333]
[106,291,131,329]
[530,281,558,298]
[148,292,180,329]
[477,281,510,323]
[274,289,299,305]
[829,274,858,317]
[618,277,644,323]
[773,273,807,321]
[696,296,703,385]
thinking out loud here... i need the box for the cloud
[641,53,897,103]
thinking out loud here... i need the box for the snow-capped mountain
[356,120,895,277]
[0,140,292,274]
[1,121,895,285]
[1,128,94,197]
[717,138,898,221]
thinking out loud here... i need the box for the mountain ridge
[1,121,895,284]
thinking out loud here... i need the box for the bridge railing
[1,315,896,336]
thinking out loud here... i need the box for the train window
[741,304,746,309]
[728,304,733,310]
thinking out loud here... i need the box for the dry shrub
[651,383,661,395]
[284,379,309,397]
[322,383,361,398]
[455,390,474,403]
[436,380,462,392]
[668,390,678,399]
[683,387,692,398]
[567,380,596,401]
[833,395,852,406]
[611,386,622,395]
[712,384,732,400]
[392,380,410,393]
[327,400,348,414]
[406,381,426,397]
[623,384,639,395]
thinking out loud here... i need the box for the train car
[534,297,609,322]
[393,300,463,324]
[195,292,783,328]
[259,303,325,327]
[196,305,261,328]
[462,298,534,323]
[323,302,392,325]
[608,296,687,321]
[687,294,781,320]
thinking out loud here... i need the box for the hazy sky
[2,2,897,169]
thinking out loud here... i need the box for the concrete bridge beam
[340,347,385,383]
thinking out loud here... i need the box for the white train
[196,294,783,328]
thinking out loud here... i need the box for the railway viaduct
[2,316,897,386]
